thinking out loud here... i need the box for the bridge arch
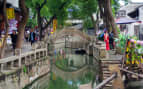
[52,28,91,42]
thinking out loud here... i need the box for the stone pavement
[79,83,92,89]
[4,41,32,58]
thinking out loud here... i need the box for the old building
[116,2,143,39]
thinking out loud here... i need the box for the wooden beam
[94,73,117,89]
[120,68,143,78]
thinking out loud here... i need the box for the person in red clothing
[104,31,110,50]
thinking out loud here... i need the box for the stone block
[99,47,106,58]
[15,49,21,56]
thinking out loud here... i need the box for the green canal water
[24,48,99,89]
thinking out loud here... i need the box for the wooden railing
[94,73,117,89]
[94,66,143,89]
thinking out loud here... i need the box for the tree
[69,0,99,35]
[16,0,29,48]
[0,0,9,58]
[98,0,118,38]
[26,0,71,40]
[25,0,48,40]
[124,0,131,5]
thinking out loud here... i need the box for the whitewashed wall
[127,24,134,36]
[7,0,18,7]
[139,6,143,21]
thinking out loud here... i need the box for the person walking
[104,31,110,50]
[29,29,35,46]
[10,30,17,55]
[25,30,29,42]
[109,32,114,49]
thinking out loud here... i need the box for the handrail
[0,48,47,64]
[0,56,19,63]
[94,73,117,89]
[120,68,143,78]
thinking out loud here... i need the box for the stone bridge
[48,28,94,55]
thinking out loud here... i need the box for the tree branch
[42,1,67,30]
[40,0,47,9]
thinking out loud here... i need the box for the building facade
[117,2,143,40]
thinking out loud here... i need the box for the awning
[116,17,141,24]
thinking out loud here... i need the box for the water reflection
[24,48,98,89]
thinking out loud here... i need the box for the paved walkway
[79,83,92,89]
[4,41,32,58]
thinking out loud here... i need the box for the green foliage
[55,58,69,71]
[27,18,37,28]
[78,72,94,84]
[68,0,98,29]
[47,0,72,26]
[112,0,120,11]
[40,5,51,17]
[23,66,27,73]
[83,17,93,29]
[79,0,98,17]
[124,0,131,5]
[115,33,129,53]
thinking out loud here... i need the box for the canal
[23,48,99,89]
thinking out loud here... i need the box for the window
[118,10,126,17]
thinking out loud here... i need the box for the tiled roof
[119,2,143,14]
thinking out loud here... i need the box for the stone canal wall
[0,48,50,89]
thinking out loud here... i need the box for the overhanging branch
[40,0,47,9]
[42,1,67,30]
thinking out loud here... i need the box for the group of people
[9,29,37,55]
[104,30,115,51]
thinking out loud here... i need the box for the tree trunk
[37,7,43,41]
[0,0,9,59]
[16,0,29,48]
[95,11,99,33]
[98,0,118,38]
[90,14,97,36]
[105,0,118,38]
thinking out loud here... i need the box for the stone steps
[101,59,121,89]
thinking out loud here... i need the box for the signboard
[7,8,15,19]
[0,39,2,48]
[0,37,4,48]
[53,19,57,33]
